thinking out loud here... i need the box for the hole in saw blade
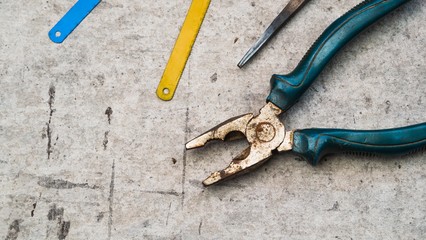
[55,31,61,37]
[162,88,170,95]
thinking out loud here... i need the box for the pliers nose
[185,113,253,150]
[185,113,256,186]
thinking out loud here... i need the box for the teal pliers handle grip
[292,123,426,165]
[267,0,410,111]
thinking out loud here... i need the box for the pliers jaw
[186,102,293,186]
[185,113,253,150]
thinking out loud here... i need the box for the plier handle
[186,0,426,186]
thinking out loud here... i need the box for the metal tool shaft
[238,0,310,68]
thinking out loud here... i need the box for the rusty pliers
[186,0,426,186]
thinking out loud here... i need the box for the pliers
[186,0,426,186]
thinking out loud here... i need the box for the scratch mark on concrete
[142,220,150,228]
[96,212,104,222]
[46,85,55,159]
[210,72,217,83]
[38,177,99,189]
[198,220,203,235]
[47,204,71,239]
[105,107,113,124]
[47,204,64,221]
[54,135,59,146]
[4,219,22,240]
[108,159,115,240]
[327,201,340,211]
[46,122,52,159]
[58,221,71,240]
[142,190,180,196]
[181,107,189,208]
[103,131,109,150]
[31,202,37,217]
[165,202,172,226]
[385,100,391,114]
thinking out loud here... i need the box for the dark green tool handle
[292,123,426,165]
[267,0,410,111]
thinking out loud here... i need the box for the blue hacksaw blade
[49,0,101,43]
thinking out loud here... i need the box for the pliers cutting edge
[186,0,426,186]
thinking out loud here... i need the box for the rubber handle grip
[292,123,426,165]
[267,0,410,111]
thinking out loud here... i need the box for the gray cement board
[0,0,425,239]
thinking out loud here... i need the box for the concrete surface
[0,0,425,239]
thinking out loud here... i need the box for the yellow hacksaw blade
[156,0,211,101]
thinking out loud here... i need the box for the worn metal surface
[0,0,425,239]
[187,102,287,186]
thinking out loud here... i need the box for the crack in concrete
[38,177,99,189]
[198,220,202,235]
[181,107,189,208]
[165,202,172,226]
[108,159,115,240]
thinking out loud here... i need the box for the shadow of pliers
[186,0,426,186]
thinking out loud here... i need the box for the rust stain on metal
[255,122,276,142]
[190,102,294,186]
